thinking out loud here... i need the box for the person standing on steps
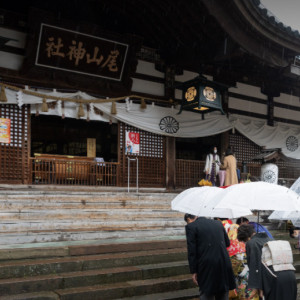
[221,147,238,186]
[204,146,221,186]
[184,214,236,300]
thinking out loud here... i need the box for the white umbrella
[215,182,300,212]
[171,186,252,219]
[268,177,300,221]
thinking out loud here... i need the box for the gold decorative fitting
[0,85,7,102]
[203,86,216,102]
[41,98,49,112]
[111,101,117,115]
[77,102,85,118]
[185,86,197,102]
[140,98,147,109]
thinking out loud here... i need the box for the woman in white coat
[204,146,220,186]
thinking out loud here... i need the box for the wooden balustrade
[176,160,263,188]
[30,157,119,186]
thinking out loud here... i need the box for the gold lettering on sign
[86,47,104,65]
[43,35,122,73]
[101,50,119,72]
[67,40,87,65]
[46,37,65,58]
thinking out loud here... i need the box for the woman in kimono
[221,147,238,186]
[204,146,220,186]
[237,224,297,300]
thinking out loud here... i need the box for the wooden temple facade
[1,0,300,189]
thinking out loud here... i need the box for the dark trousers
[199,290,229,300]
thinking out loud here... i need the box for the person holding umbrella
[185,214,236,300]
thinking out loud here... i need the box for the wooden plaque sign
[35,23,129,81]
[87,138,96,158]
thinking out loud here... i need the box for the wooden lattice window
[0,104,30,184]
[119,122,166,187]
[229,132,261,163]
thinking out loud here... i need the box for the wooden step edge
[0,239,186,261]
[116,287,199,300]
[68,239,187,256]
[0,261,189,287]
[54,273,193,299]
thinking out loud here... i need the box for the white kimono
[204,153,220,175]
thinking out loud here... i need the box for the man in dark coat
[185,215,236,300]
[237,224,297,300]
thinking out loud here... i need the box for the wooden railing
[175,160,263,188]
[29,158,119,186]
[176,159,205,188]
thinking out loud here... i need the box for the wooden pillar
[221,130,229,160]
[166,136,176,190]
[261,84,280,127]
[267,95,274,126]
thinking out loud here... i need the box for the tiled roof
[254,0,300,38]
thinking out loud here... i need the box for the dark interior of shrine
[31,115,118,161]
[176,135,222,161]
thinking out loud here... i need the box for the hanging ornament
[0,85,7,102]
[77,102,85,118]
[41,98,48,112]
[35,104,39,116]
[61,101,65,119]
[140,98,147,109]
[111,101,117,115]
[16,90,23,107]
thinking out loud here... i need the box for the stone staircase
[0,187,185,245]
[0,186,300,299]
[0,239,198,300]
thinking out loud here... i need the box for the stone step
[0,239,186,260]
[0,274,195,300]
[0,219,184,232]
[0,229,185,245]
[116,288,199,300]
[0,261,189,296]
[55,274,194,300]
[0,191,177,199]
[0,209,182,221]
[0,291,60,300]
[0,190,183,245]
[0,247,187,279]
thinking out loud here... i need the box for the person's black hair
[214,217,228,221]
[184,213,196,223]
[236,217,249,225]
[209,146,218,154]
[225,147,233,156]
[237,224,255,242]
